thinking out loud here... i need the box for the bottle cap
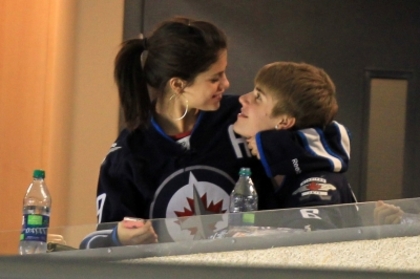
[33,169,45,179]
[239,167,251,176]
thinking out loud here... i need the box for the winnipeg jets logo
[150,166,233,242]
[174,181,226,240]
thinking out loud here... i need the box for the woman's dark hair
[114,17,227,130]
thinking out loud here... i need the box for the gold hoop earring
[168,94,189,121]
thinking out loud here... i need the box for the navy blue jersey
[256,124,360,230]
[96,95,276,223]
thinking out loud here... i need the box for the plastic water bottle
[19,169,52,255]
[229,167,258,226]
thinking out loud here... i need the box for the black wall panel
[123,0,420,200]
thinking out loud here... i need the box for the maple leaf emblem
[307,182,321,191]
[174,193,226,217]
[174,192,226,237]
[173,180,226,239]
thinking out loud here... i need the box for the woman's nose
[222,75,230,90]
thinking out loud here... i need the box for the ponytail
[114,38,150,130]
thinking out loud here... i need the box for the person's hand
[374,200,404,225]
[117,218,158,245]
[246,136,260,159]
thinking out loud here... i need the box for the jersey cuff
[111,226,123,246]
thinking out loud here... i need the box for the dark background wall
[123,0,420,201]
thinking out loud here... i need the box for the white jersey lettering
[96,193,106,223]
[300,208,322,219]
[228,125,251,158]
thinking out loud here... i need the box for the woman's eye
[255,93,261,100]
[210,75,222,83]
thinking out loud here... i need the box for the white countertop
[127,235,420,272]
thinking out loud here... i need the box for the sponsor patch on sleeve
[292,177,336,201]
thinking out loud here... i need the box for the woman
[81,17,278,249]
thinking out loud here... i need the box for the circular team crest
[150,166,234,242]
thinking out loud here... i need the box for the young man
[233,61,360,230]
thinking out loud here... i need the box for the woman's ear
[168,77,186,94]
[275,116,296,130]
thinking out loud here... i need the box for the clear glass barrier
[1,197,420,259]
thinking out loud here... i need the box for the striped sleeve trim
[332,121,351,159]
[297,124,349,172]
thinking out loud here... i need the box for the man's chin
[232,123,248,137]
[232,123,242,135]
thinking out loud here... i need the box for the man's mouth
[238,111,248,118]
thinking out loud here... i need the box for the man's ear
[275,116,296,130]
[168,77,186,94]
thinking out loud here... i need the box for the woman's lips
[212,93,223,100]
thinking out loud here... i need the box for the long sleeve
[256,121,351,177]
[79,223,121,249]
[96,135,149,224]
[254,121,360,230]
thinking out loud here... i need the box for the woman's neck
[154,98,199,135]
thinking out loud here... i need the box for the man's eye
[255,93,261,100]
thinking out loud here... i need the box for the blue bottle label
[20,214,49,242]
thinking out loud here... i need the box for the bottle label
[242,213,255,224]
[20,214,49,242]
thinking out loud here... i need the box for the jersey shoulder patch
[292,177,336,200]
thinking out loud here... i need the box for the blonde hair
[255,62,338,129]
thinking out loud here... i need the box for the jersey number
[300,208,321,219]
[96,193,106,223]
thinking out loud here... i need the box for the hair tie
[140,37,148,69]
[142,37,148,50]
